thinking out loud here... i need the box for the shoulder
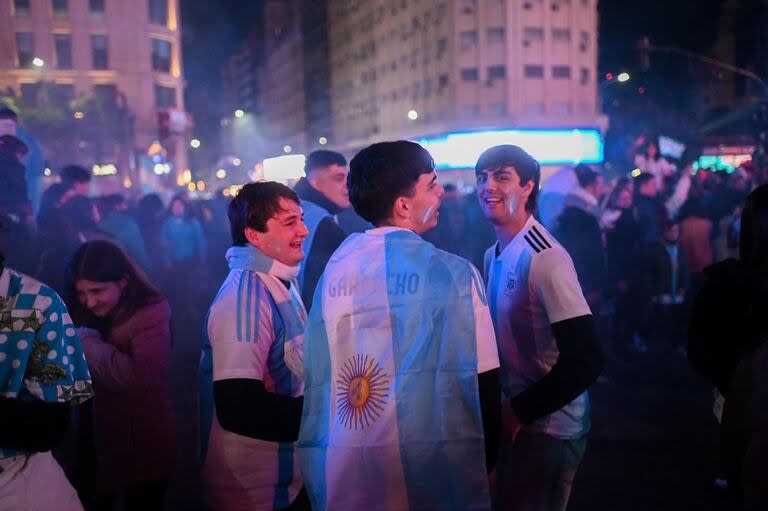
[129,300,171,326]
[521,221,559,256]
[11,269,66,312]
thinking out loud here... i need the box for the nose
[436,182,445,198]
[298,221,309,237]
[86,294,99,310]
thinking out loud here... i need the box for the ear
[391,196,411,221]
[244,226,262,248]
[521,178,535,199]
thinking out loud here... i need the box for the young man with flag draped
[199,182,311,511]
[299,140,501,511]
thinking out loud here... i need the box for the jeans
[493,432,588,511]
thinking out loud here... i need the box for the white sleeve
[469,265,500,374]
[210,275,275,382]
[665,172,691,218]
[532,248,592,324]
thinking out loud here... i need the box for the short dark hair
[348,140,435,225]
[228,181,300,246]
[574,164,598,188]
[0,107,18,122]
[475,145,540,212]
[60,165,91,184]
[0,135,27,157]
[305,150,347,174]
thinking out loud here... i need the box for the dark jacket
[555,205,606,298]
[605,208,643,287]
[293,178,347,310]
[644,241,690,298]
[634,194,666,244]
[0,154,29,216]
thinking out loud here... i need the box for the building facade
[0,0,188,189]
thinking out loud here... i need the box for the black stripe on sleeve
[530,225,552,249]
[523,234,542,253]
[526,231,547,251]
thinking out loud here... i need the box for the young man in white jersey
[299,141,501,511]
[476,145,604,511]
[199,182,310,511]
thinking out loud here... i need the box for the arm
[478,369,500,472]
[510,315,603,424]
[664,168,692,218]
[214,379,303,442]
[81,303,171,392]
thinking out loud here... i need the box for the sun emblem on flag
[336,354,389,430]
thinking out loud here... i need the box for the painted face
[311,164,351,208]
[476,166,533,225]
[404,171,444,234]
[249,198,309,266]
[76,279,125,318]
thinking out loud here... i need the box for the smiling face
[75,278,126,318]
[245,197,309,266]
[476,166,534,226]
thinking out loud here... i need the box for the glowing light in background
[190,138,201,148]
[197,180,206,192]
[73,111,84,119]
[318,137,328,145]
[283,145,292,153]
[408,110,419,121]
[216,169,227,179]
[234,109,245,118]
[233,158,241,166]
[32,57,44,68]
[617,72,631,83]
[631,168,642,178]
[417,129,604,168]
[92,164,117,176]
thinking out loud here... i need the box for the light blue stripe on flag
[383,230,491,511]
[298,275,331,511]
[245,273,253,343]
[236,271,245,342]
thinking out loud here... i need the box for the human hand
[501,401,523,442]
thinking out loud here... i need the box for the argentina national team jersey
[299,227,499,511]
[200,268,305,511]
[484,216,592,439]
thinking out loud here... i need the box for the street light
[32,57,44,68]
[233,158,241,166]
[190,138,201,148]
[73,111,84,119]
[617,72,631,83]
[283,145,292,153]
[234,109,245,118]
[407,110,419,121]
[318,137,328,145]
[216,169,227,179]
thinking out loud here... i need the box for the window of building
[580,31,590,51]
[463,105,479,118]
[151,38,172,73]
[461,0,477,14]
[461,68,479,81]
[490,103,507,116]
[524,101,545,114]
[488,65,506,79]
[523,27,544,44]
[439,74,449,88]
[91,35,109,69]
[437,38,447,55]
[523,0,541,9]
[460,30,478,49]
[52,0,68,18]
[551,0,569,11]
[552,28,571,42]
[580,67,589,85]
[553,101,571,114]
[49,84,75,108]
[524,65,544,78]
[487,27,505,44]
[15,32,34,68]
[89,0,105,15]
[148,0,168,26]
[580,0,589,5]
[13,0,30,17]
[552,65,571,79]
[154,84,176,108]
[21,83,42,106]
[54,34,72,69]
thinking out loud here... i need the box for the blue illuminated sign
[416,129,604,169]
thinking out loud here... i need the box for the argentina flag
[299,227,498,511]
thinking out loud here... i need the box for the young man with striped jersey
[199,182,310,511]
[476,145,604,511]
[299,140,501,511]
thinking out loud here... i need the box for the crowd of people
[1,103,767,511]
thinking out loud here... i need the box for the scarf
[226,245,306,379]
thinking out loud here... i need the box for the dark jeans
[100,480,167,511]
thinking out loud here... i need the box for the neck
[495,210,531,251]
